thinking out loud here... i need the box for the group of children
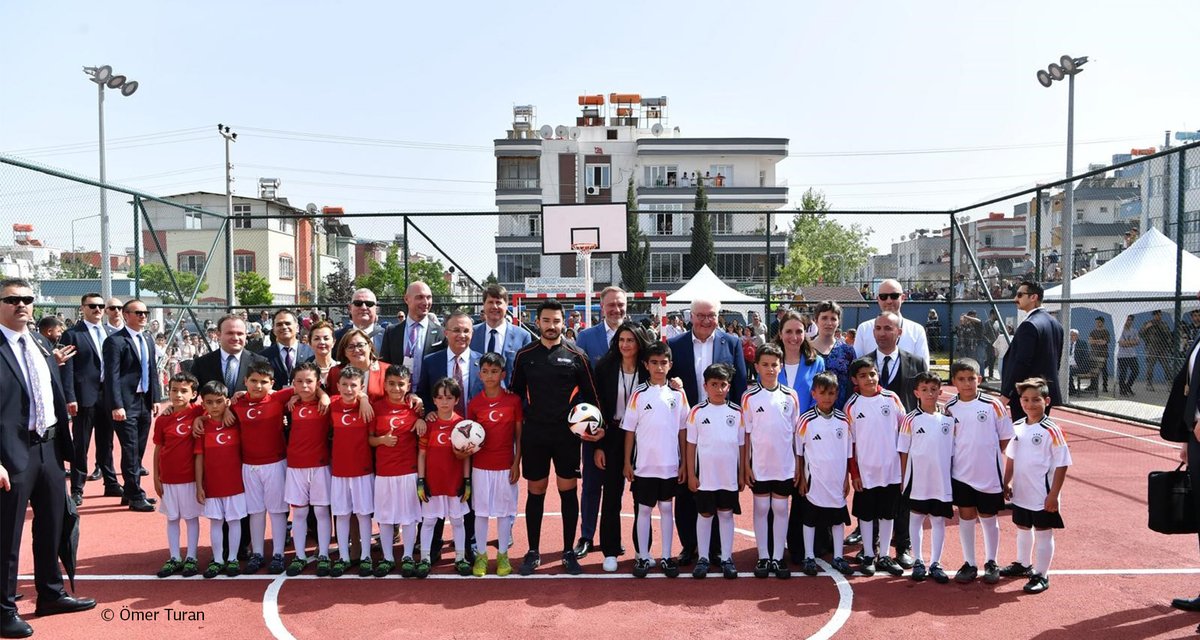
[150,342,1070,594]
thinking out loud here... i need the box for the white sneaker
[603,556,619,572]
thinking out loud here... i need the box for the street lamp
[218,124,237,308]
[83,65,138,301]
[1036,54,1087,403]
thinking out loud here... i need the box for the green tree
[777,188,875,288]
[234,271,274,306]
[408,258,452,297]
[355,246,451,299]
[321,263,353,307]
[618,175,651,291]
[59,257,99,279]
[135,262,208,304]
[687,180,714,277]
[483,271,499,287]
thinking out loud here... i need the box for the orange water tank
[608,93,641,103]
[578,95,605,106]
[1130,147,1157,156]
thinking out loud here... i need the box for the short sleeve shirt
[1006,418,1073,511]
[330,398,373,478]
[741,384,801,481]
[686,401,744,491]
[897,410,956,502]
[844,391,904,489]
[796,409,853,509]
[232,388,294,465]
[194,417,243,498]
[420,414,466,497]
[621,383,689,479]
[467,390,523,471]
[944,394,1013,493]
[153,404,202,484]
[371,400,420,477]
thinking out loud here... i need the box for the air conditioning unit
[586,186,599,196]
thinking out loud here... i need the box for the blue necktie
[487,329,497,355]
[138,334,150,393]
[224,354,238,391]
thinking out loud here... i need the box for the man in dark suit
[0,278,96,638]
[667,298,748,565]
[258,309,313,390]
[380,281,443,389]
[334,288,385,354]
[102,299,160,513]
[189,315,270,397]
[1167,313,1200,622]
[60,293,123,505]
[469,284,532,387]
[1000,280,1064,422]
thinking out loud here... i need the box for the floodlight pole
[95,80,112,300]
[1058,71,1076,404]
[219,125,237,309]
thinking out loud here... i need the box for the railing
[496,178,539,190]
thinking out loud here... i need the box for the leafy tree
[687,180,714,278]
[321,263,353,307]
[777,188,875,288]
[58,257,98,279]
[618,175,651,291]
[355,246,451,299]
[408,258,452,297]
[134,262,208,304]
[483,271,499,287]
[234,271,274,306]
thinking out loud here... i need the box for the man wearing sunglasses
[852,280,931,366]
[102,297,124,333]
[334,288,385,353]
[998,281,1063,421]
[102,300,161,513]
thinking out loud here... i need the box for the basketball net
[572,242,598,328]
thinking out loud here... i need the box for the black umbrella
[58,491,80,592]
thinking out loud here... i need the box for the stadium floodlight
[1048,63,1065,81]
[1037,70,1053,87]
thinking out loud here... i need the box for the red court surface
[13,401,1200,639]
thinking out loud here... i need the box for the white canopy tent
[666,265,762,317]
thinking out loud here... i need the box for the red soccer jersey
[153,404,202,484]
[194,417,244,499]
[420,413,466,497]
[330,397,373,478]
[467,390,522,471]
[371,399,420,477]
[232,388,294,465]
[287,398,332,468]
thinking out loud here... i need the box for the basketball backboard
[541,203,629,255]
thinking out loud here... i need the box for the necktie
[283,346,293,377]
[137,334,150,393]
[93,325,105,381]
[224,354,237,391]
[453,355,468,416]
[487,329,497,355]
[406,322,419,359]
[19,337,47,436]
[882,355,892,385]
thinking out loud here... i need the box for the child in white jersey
[1001,377,1071,594]
[943,358,1014,584]
[795,372,854,577]
[686,363,745,580]
[898,372,956,583]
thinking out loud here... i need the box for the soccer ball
[450,419,486,451]
[567,403,604,437]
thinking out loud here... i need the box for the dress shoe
[1171,595,1200,611]
[87,468,101,482]
[120,496,156,506]
[139,467,149,476]
[895,549,915,570]
[572,538,592,560]
[126,499,155,512]
[1,613,32,638]
[676,548,697,567]
[71,493,83,507]
[35,594,97,617]
[102,486,124,498]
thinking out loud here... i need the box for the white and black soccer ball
[567,403,604,437]
[450,419,486,451]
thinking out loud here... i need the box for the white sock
[658,501,675,559]
[1016,527,1033,567]
[167,519,181,560]
[1033,529,1055,576]
[270,512,288,557]
[980,515,1000,563]
[636,504,653,560]
[860,520,876,559]
[910,513,925,562]
[475,515,490,555]
[356,514,373,561]
[697,514,714,561]
[450,517,466,561]
[718,511,734,561]
[292,506,310,560]
[832,524,846,558]
[498,516,513,554]
[959,517,977,567]
[401,523,417,559]
[249,511,267,555]
[930,517,946,565]
[877,519,894,558]
[770,497,789,561]
[209,518,225,563]
[420,517,437,560]
[336,514,352,560]
[752,496,771,559]
[227,519,242,563]
[184,518,200,560]
[378,524,396,561]
[802,526,816,560]
[314,506,332,557]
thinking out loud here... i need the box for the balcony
[637,185,788,206]
[497,179,540,190]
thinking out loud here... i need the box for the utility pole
[219,124,237,309]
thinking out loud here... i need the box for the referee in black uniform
[509,300,599,575]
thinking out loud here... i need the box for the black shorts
[951,479,1006,515]
[909,498,954,519]
[695,489,741,515]
[632,476,677,507]
[752,479,794,497]
[521,436,581,481]
[802,503,851,528]
[851,483,901,521]
[1011,505,1065,530]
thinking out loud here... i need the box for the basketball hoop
[571,242,598,255]
[571,242,599,327]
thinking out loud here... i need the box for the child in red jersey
[284,362,334,576]
[415,378,472,578]
[153,372,203,578]
[194,381,247,579]
[466,353,523,577]
[329,366,375,577]
[370,365,426,577]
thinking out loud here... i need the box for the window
[1150,175,1163,197]
[1100,206,1109,214]
[1187,168,1200,190]
[983,234,993,247]
[279,254,295,280]
[646,203,683,235]
[234,251,255,273]
[656,212,675,235]
[498,254,540,283]
[709,164,734,187]
[527,214,541,236]
[644,165,679,187]
[278,217,293,233]
[178,252,204,274]
[715,254,764,281]
[497,157,540,189]
[585,164,611,189]
[184,211,202,230]
[233,203,252,229]
[759,170,767,187]
[650,253,682,284]
[590,255,612,284]
[1075,208,1084,222]
[713,212,734,235]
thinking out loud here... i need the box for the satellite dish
[569,127,581,139]
[540,125,554,139]
[306,203,318,215]
[651,123,664,137]
[554,125,569,139]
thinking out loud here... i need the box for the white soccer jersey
[844,391,904,489]
[796,409,853,509]
[686,401,745,491]
[897,409,956,502]
[622,382,689,479]
[945,393,1014,493]
[742,384,801,481]
[1006,418,1073,512]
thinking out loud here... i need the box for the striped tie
[19,337,47,436]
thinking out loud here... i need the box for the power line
[230,126,492,152]
[788,134,1152,158]
[3,127,211,155]
[240,164,493,185]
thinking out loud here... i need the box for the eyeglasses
[694,313,718,321]
[877,293,902,301]
[84,303,105,310]
[107,306,122,311]
[127,310,149,317]
[351,300,376,308]
[345,342,370,351]
[1,296,34,306]
[1015,291,1031,298]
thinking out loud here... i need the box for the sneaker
[315,555,331,577]
[844,530,863,546]
[895,549,915,569]
[455,558,472,576]
[661,557,680,578]
[875,556,904,577]
[496,552,513,577]
[244,552,264,575]
[268,554,286,575]
[203,561,223,579]
[562,550,583,575]
[830,557,854,576]
[156,558,182,578]
[772,559,791,580]
[224,560,241,577]
[330,558,349,578]
[358,558,375,577]
[911,560,928,582]
[692,557,710,579]
[602,556,618,572]
[400,556,416,578]
[572,537,592,560]
[983,560,1001,584]
[414,559,431,579]
[859,556,876,577]
[721,559,738,579]
[375,560,395,577]
[632,558,652,578]
[181,557,200,578]
[286,557,308,577]
[1023,573,1050,594]
[472,553,488,577]
[930,562,950,584]
[954,562,978,584]
[999,561,1032,578]
[754,559,771,579]
[518,550,541,576]
[802,558,819,576]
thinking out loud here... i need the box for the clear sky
[2,0,1198,278]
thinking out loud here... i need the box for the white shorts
[420,495,470,520]
[471,468,519,518]
[374,474,421,525]
[330,474,375,516]
[160,482,203,521]
[285,466,332,507]
[242,460,288,514]
[204,493,248,521]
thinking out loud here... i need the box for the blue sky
[2,0,1198,277]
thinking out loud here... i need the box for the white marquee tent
[666,265,762,316]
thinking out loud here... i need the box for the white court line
[262,576,295,640]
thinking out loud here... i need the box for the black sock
[526,492,545,553]
[560,488,579,553]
